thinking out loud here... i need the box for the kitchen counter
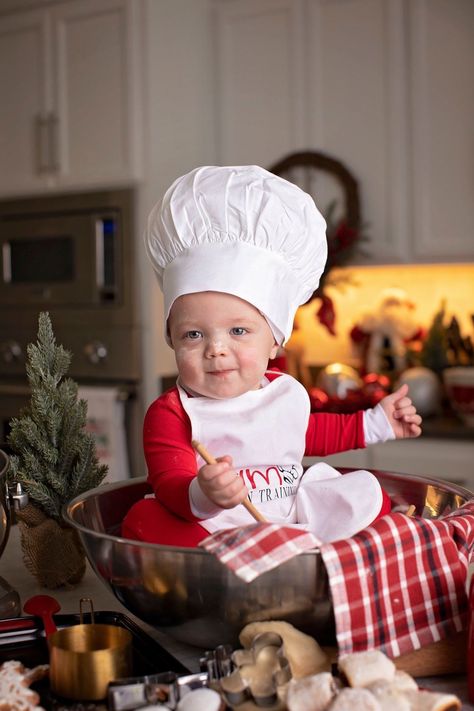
[1,524,202,673]
[1,524,472,707]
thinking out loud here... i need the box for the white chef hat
[145,165,327,344]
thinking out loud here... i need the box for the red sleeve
[143,387,200,521]
[305,411,365,456]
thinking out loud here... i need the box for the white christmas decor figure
[350,288,423,378]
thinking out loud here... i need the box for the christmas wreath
[269,150,367,336]
[312,199,368,336]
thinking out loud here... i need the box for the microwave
[0,189,132,308]
[0,188,141,387]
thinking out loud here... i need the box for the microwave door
[0,212,119,307]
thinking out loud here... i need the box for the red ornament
[308,387,330,411]
[363,372,391,391]
[362,372,390,406]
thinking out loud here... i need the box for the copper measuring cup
[48,597,132,701]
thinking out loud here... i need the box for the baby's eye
[185,330,202,340]
[230,327,247,336]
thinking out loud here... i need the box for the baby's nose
[205,338,228,357]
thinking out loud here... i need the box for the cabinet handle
[48,112,60,173]
[35,114,49,174]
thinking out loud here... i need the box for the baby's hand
[198,455,248,509]
[380,383,422,439]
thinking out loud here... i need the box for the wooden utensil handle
[192,439,267,523]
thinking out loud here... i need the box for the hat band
[163,242,301,344]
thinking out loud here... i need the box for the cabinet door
[51,0,141,187]
[306,0,410,264]
[0,10,50,194]
[409,0,474,260]
[215,0,306,167]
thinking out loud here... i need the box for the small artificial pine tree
[419,301,450,376]
[8,312,108,522]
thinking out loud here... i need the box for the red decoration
[328,221,358,256]
[309,370,390,413]
[363,372,391,391]
[268,151,365,339]
[313,216,367,336]
[316,295,336,336]
[267,354,288,373]
[308,387,330,411]
[362,373,391,406]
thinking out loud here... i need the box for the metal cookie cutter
[108,671,180,711]
[108,670,210,711]
[219,632,291,708]
[200,644,234,682]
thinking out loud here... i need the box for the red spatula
[23,595,60,637]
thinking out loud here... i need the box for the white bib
[178,373,309,532]
[178,372,384,541]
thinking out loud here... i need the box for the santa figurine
[350,287,424,378]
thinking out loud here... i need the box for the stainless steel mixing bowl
[0,450,11,559]
[64,470,471,648]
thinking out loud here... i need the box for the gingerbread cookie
[0,660,48,711]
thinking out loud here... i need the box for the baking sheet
[0,611,190,710]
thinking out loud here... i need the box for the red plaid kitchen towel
[200,500,474,659]
[199,523,321,582]
[320,499,474,658]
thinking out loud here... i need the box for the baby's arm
[144,391,207,520]
[305,411,365,455]
[305,384,421,455]
[145,389,248,518]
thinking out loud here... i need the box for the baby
[123,165,421,547]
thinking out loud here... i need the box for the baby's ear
[269,342,279,359]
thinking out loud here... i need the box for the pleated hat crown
[145,165,328,344]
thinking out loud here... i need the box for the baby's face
[168,291,279,399]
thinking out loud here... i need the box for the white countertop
[2,524,472,707]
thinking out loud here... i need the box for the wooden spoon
[23,595,60,637]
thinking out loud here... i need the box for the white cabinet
[215,0,306,169]
[0,0,142,196]
[409,0,474,261]
[305,437,474,492]
[0,10,48,194]
[214,0,474,263]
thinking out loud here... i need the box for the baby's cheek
[173,346,187,361]
[174,348,199,377]
[174,343,198,362]
[239,347,268,369]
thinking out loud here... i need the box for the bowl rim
[63,471,473,554]
[63,476,215,555]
